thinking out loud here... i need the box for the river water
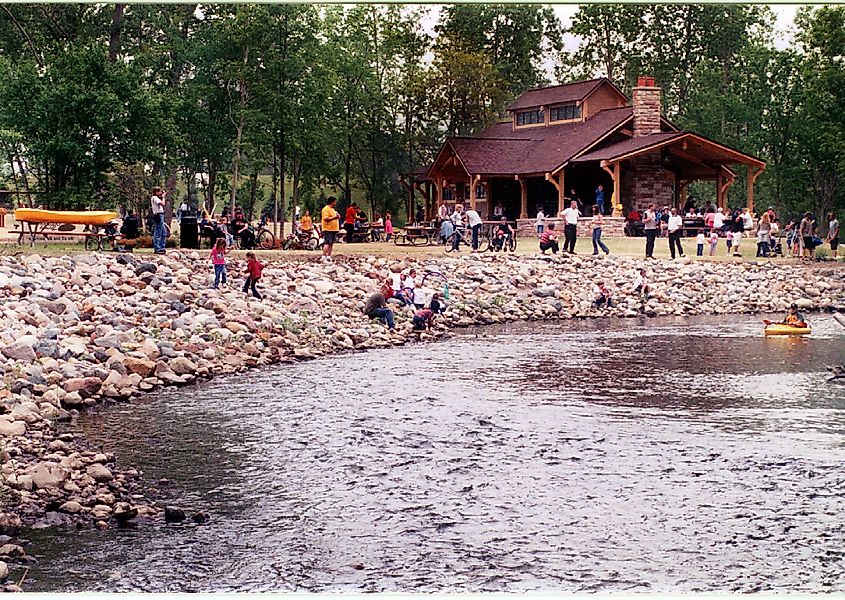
[22,315,845,592]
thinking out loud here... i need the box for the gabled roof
[428,107,635,178]
[572,132,685,163]
[574,131,766,168]
[507,78,626,112]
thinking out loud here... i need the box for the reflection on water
[22,314,845,592]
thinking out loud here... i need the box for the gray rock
[86,463,114,483]
[29,464,69,489]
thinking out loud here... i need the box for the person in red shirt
[344,203,358,243]
[243,252,264,300]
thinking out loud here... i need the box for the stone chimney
[632,76,661,137]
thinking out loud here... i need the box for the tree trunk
[280,142,286,237]
[292,157,301,214]
[272,142,279,240]
[230,111,244,217]
[248,172,258,221]
[108,3,126,62]
[165,169,177,226]
[206,163,217,215]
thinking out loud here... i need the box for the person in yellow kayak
[782,303,808,327]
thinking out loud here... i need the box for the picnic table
[394,224,437,246]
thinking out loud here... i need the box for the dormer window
[516,109,544,126]
[550,103,581,122]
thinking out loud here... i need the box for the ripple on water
[21,314,845,592]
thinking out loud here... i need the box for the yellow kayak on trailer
[764,323,811,336]
[14,208,118,226]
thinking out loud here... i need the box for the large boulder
[63,377,102,398]
[29,464,69,489]
[86,463,114,483]
[1,344,36,363]
[168,356,197,376]
[0,418,25,437]
[124,356,156,378]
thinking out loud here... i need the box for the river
[21,314,845,592]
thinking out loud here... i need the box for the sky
[419,4,801,80]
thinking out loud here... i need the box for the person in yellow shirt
[320,197,340,258]
[300,210,313,233]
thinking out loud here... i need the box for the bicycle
[420,269,450,300]
[231,224,276,250]
[486,232,517,253]
[282,228,320,251]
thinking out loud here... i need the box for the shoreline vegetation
[0,249,842,582]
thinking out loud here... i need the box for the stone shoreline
[0,250,842,576]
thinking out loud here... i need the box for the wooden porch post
[611,162,621,217]
[435,179,443,208]
[546,172,562,217]
[469,175,477,210]
[558,170,565,215]
[516,175,527,218]
[746,165,763,213]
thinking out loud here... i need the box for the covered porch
[570,131,766,214]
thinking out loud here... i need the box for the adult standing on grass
[150,186,167,254]
[465,206,483,251]
[827,212,839,259]
[591,205,610,255]
[321,196,340,259]
[643,203,658,258]
[561,200,580,254]
[344,202,358,243]
[800,212,814,259]
[667,207,685,259]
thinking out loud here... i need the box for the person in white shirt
[449,205,464,252]
[667,207,685,259]
[493,202,504,218]
[631,267,650,298]
[713,208,725,231]
[696,230,706,256]
[465,207,482,250]
[536,208,545,235]
[742,208,753,231]
[560,201,580,253]
[438,202,449,222]
[150,186,167,254]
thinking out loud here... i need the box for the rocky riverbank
[0,250,842,569]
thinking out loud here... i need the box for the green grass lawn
[4,229,841,266]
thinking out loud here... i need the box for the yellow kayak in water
[764,323,811,336]
[15,208,118,225]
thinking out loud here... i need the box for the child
[631,268,650,299]
[593,281,613,308]
[709,230,719,256]
[726,230,734,255]
[243,252,264,300]
[696,229,705,256]
[384,212,394,242]
[412,307,434,331]
[733,230,743,256]
[209,238,228,289]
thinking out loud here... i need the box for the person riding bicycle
[299,210,314,238]
[491,217,514,251]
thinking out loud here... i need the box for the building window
[443,187,454,201]
[550,103,581,122]
[516,109,544,126]
[476,185,486,199]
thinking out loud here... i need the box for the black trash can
[180,216,199,249]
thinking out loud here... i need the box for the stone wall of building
[516,217,627,238]
[628,154,675,212]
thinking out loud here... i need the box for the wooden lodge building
[410,77,765,236]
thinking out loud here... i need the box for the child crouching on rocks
[243,252,264,300]
[413,294,445,331]
[209,237,228,289]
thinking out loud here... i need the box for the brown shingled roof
[439,106,634,176]
[506,78,625,112]
[572,132,684,163]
